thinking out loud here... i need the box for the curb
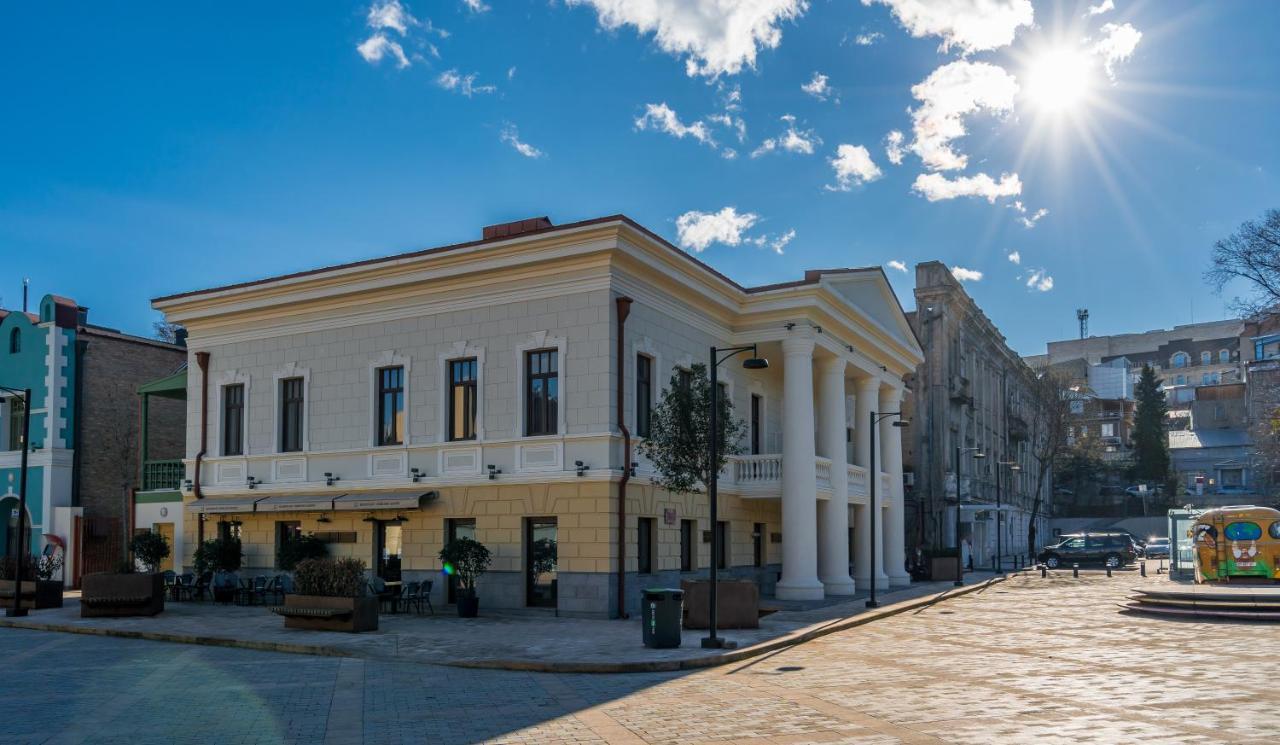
[0,576,1007,674]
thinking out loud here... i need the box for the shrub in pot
[276,533,328,572]
[439,537,492,618]
[0,554,62,610]
[275,557,378,632]
[194,537,243,603]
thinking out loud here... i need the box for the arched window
[1200,351,1211,365]
[7,328,18,354]
[1219,349,1230,363]
[1171,352,1189,368]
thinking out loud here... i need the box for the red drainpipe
[615,297,633,619]
[193,351,211,499]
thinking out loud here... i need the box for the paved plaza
[5,571,1277,744]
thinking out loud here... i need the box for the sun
[1024,47,1097,114]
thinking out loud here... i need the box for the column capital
[816,353,846,376]
[855,376,881,395]
[782,333,817,357]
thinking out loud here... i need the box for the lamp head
[972,451,986,459]
[892,419,910,428]
[742,357,769,370]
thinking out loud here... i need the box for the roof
[1167,429,1251,450]
[79,324,186,353]
[136,365,188,398]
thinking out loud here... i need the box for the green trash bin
[642,588,684,649]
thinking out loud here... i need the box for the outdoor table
[381,581,402,614]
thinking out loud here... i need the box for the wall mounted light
[575,461,589,477]
[487,465,502,481]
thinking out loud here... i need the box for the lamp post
[1,386,32,618]
[703,344,769,649]
[952,446,985,587]
[867,410,909,609]
[994,454,1021,576]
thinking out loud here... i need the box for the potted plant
[194,536,243,603]
[274,557,377,632]
[439,537,492,618]
[0,555,58,610]
[81,532,170,618]
[33,549,65,608]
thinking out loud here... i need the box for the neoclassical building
[154,215,923,617]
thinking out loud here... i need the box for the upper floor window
[1219,349,1230,363]
[1202,373,1213,386]
[222,384,244,456]
[279,377,305,452]
[376,366,405,446]
[635,354,652,438]
[750,394,762,455]
[7,328,18,354]
[448,358,478,441]
[1200,351,1211,365]
[525,350,558,436]
[1171,352,1189,368]
[7,397,25,452]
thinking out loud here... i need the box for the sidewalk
[0,572,1007,673]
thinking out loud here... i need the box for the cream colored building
[153,215,923,617]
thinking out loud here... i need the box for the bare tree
[1206,208,1280,317]
[1024,371,1073,556]
[153,320,185,344]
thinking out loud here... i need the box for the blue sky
[3,1,1278,354]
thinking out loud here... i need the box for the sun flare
[1024,47,1096,114]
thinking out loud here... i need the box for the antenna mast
[1076,308,1089,339]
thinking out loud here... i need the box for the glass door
[525,517,558,608]
[446,518,476,603]
[375,521,403,582]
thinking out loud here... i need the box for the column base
[873,574,889,591]
[887,572,911,589]
[820,577,857,596]
[775,579,826,601]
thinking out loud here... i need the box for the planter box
[0,580,64,610]
[81,573,165,617]
[929,556,961,582]
[681,579,759,629]
[276,594,379,633]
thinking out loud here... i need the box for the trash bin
[641,588,684,649]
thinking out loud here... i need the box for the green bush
[293,557,367,597]
[277,533,328,571]
[193,537,243,575]
[439,537,492,595]
[130,531,171,573]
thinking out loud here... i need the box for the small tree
[636,363,747,495]
[1131,365,1170,483]
[193,536,243,575]
[438,537,492,597]
[130,531,171,574]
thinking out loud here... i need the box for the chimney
[174,328,189,347]
[482,216,553,241]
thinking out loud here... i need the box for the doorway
[154,523,175,572]
[374,521,403,582]
[525,517,557,608]
[445,518,476,603]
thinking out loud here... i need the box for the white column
[816,356,855,595]
[776,334,824,600]
[852,377,886,590]
[881,385,910,588]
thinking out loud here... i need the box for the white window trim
[515,331,567,438]
[439,341,485,443]
[1200,351,1211,365]
[631,336,661,436]
[1219,348,1230,363]
[273,362,311,454]
[214,370,251,457]
[749,381,769,455]
[368,351,412,448]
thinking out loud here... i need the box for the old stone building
[903,262,1051,569]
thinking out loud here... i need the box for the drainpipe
[615,297,633,619]
[194,351,210,500]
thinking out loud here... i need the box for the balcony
[718,454,885,501]
[142,459,184,492]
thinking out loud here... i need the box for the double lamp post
[1,385,32,618]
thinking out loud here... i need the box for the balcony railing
[720,455,889,500]
[142,459,184,491]
[730,454,783,483]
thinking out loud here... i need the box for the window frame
[524,349,560,437]
[447,357,479,442]
[750,394,763,455]
[680,519,695,572]
[637,517,655,575]
[279,376,306,453]
[375,365,406,447]
[635,353,653,438]
[221,383,245,457]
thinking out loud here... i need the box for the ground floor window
[446,518,476,603]
[526,517,558,608]
[274,521,302,569]
[716,521,729,570]
[680,519,695,572]
[753,523,765,568]
[637,517,655,574]
[217,520,242,542]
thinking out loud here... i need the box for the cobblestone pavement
[5,571,1276,744]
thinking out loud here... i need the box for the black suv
[1037,532,1137,569]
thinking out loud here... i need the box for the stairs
[1121,587,1280,621]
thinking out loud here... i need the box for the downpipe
[615,297,633,619]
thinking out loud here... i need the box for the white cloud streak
[908,60,1018,172]
[1091,22,1142,80]
[887,260,908,273]
[884,130,905,165]
[951,266,983,282]
[854,31,884,46]
[862,0,1033,54]
[1026,269,1054,292]
[500,124,545,159]
[801,72,833,101]
[676,207,760,252]
[827,144,883,191]
[912,172,1022,202]
[357,34,410,68]
[437,69,496,96]
[635,103,717,147]
[751,115,819,157]
[1086,0,1114,16]
[462,0,490,13]
[1007,250,1021,265]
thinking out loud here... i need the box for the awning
[255,494,337,513]
[333,492,431,511]
[186,497,263,515]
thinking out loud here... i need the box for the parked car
[1124,484,1161,498]
[1037,532,1138,569]
[1143,537,1170,559]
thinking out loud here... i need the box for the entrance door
[525,517,557,608]
[154,523,175,572]
[375,521,403,582]
[446,518,476,603]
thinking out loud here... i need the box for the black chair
[264,576,285,604]
[418,580,434,616]
[177,572,196,601]
[249,575,269,605]
[399,581,421,614]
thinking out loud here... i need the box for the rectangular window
[222,384,244,456]
[279,377,305,452]
[636,354,652,438]
[753,522,765,568]
[1101,423,1116,438]
[525,517,558,608]
[217,520,242,542]
[525,350,558,436]
[716,521,729,570]
[750,394,762,455]
[7,397,25,452]
[680,519,695,572]
[274,520,301,569]
[677,368,693,392]
[376,366,405,446]
[448,358,478,441]
[637,517,655,574]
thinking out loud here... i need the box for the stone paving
[4,569,1276,744]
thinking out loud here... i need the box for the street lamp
[703,344,769,649]
[994,455,1021,576]
[867,410,909,609]
[1,385,32,618]
[952,446,985,587]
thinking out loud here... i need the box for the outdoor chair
[398,581,420,614]
[264,575,285,604]
[250,575,269,605]
[417,579,434,616]
[193,572,212,601]
[278,574,295,596]
[177,573,196,601]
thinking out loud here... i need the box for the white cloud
[769,229,796,254]
[1086,0,1115,16]
[884,130,905,165]
[908,60,1018,172]
[887,260,908,273]
[437,69,496,96]
[357,34,410,68]
[1007,250,1021,265]
[721,148,738,160]
[635,103,717,147]
[500,124,545,159]
[707,113,747,143]
[951,266,983,282]
[1025,268,1054,292]
[862,0,1034,54]
[854,31,884,46]
[751,115,820,158]
[676,207,760,252]
[462,0,490,13]
[564,0,807,77]
[801,72,833,101]
[358,2,446,68]
[368,0,418,34]
[1091,22,1142,80]
[507,66,517,80]
[826,144,883,191]
[912,172,1022,202]
[1008,200,1048,228]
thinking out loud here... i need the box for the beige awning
[255,494,337,513]
[186,496,263,515]
[333,492,431,511]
